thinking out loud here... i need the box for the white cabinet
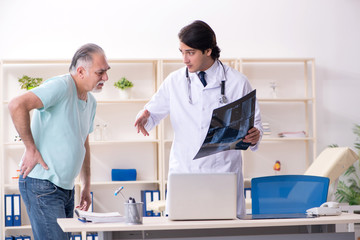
[0,58,316,238]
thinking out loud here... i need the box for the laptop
[167,172,237,220]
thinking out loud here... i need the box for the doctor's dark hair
[178,20,221,60]
[69,43,105,74]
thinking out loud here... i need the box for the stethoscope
[186,60,228,105]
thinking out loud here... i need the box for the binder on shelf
[89,191,93,212]
[71,234,82,240]
[13,194,21,226]
[152,190,161,217]
[5,194,13,226]
[141,190,153,216]
[86,233,98,240]
[244,188,251,199]
[4,236,29,240]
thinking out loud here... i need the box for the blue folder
[141,190,153,216]
[152,190,161,217]
[13,194,21,226]
[5,194,13,226]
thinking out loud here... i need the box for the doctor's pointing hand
[134,109,150,136]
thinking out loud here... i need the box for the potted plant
[335,124,360,205]
[18,75,43,90]
[114,77,134,99]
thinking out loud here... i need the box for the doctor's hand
[134,109,150,136]
[243,127,261,146]
[20,146,48,178]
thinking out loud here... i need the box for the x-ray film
[194,90,256,160]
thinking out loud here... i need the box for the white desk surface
[58,213,360,233]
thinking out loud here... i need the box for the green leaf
[114,77,134,90]
[18,75,43,90]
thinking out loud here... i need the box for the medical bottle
[94,124,102,141]
[102,123,109,141]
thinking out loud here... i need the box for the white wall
[1,0,359,155]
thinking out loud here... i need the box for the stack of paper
[262,122,271,136]
[75,209,124,223]
[278,131,306,138]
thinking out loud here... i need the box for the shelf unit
[0,59,163,239]
[240,58,316,179]
[0,58,316,238]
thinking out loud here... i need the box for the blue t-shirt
[27,74,97,190]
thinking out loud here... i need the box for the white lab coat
[142,60,263,216]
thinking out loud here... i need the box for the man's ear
[77,66,86,78]
[205,48,212,57]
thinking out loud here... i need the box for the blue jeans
[19,175,74,240]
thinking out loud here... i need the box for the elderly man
[8,43,110,239]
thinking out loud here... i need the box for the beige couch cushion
[304,147,358,184]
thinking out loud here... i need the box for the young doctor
[135,20,263,217]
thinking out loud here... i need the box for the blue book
[22,236,31,240]
[5,236,14,240]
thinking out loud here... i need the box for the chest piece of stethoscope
[219,80,228,104]
[219,95,228,104]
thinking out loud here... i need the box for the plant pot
[119,88,132,99]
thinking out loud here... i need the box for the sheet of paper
[194,90,256,160]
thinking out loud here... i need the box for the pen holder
[124,202,143,224]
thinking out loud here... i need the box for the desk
[58,213,360,240]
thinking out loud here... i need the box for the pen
[114,186,123,196]
[77,217,91,223]
[114,186,126,201]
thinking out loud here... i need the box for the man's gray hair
[69,43,105,74]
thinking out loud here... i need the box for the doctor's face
[179,42,212,73]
